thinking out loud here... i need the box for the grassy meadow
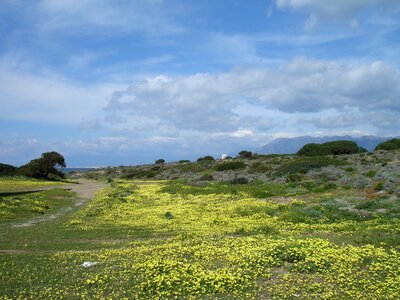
[1,169,400,299]
[0,177,62,193]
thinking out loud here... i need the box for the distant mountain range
[259,135,392,154]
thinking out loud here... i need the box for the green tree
[375,138,400,151]
[0,163,17,176]
[197,155,215,162]
[19,151,66,180]
[238,150,253,158]
[155,159,165,164]
[297,141,366,156]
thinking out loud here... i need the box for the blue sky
[1,0,400,166]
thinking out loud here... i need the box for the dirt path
[11,180,108,228]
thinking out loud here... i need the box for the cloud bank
[104,58,400,136]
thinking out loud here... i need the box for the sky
[1,0,400,166]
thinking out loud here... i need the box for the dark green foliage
[173,161,214,174]
[197,155,215,162]
[151,165,162,171]
[286,173,303,182]
[297,140,366,156]
[164,211,174,219]
[355,197,391,210]
[214,161,246,171]
[374,181,384,191]
[365,170,377,178]
[155,159,165,164]
[375,138,400,151]
[238,150,253,159]
[179,160,191,163]
[199,174,214,181]
[275,157,345,175]
[249,162,272,173]
[19,152,66,180]
[231,177,249,185]
[121,170,158,179]
[278,204,363,224]
[0,163,17,176]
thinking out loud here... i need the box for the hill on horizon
[259,135,391,154]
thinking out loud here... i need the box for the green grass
[0,176,64,193]
[1,180,400,299]
[160,181,303,198]
[0,188,75,222]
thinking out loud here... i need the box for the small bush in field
[374,181,385,191]
[155,159,165,164]
[214,161,246,171]
[238,150,253,158]
[275,157,344,175]
[365,170,377,178]
[231,177,249,185]
[199,174,214,181]
[197,156,215,162]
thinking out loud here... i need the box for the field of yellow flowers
[0,177,61,193]
[1,180,399,299]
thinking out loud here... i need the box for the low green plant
[374,181,385,191]
[275,157,345,175]
[214,161,246,171]
[231,177,249,185]
[198,174,214,181]
[365,170,377,178]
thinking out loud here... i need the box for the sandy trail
[10,180,107,228]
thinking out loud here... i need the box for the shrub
[155,159,165,164]
[249,162,272,173]
[297,140,366,156]
[231,177,249,185]
[120,170,157,179]
[374,181,385,192]
[197,155,215,162]
[19,151,66,180]
[0,163,17,176]
[214,161,246,171]
[238,150,252,159]
[164,211,174,219]
[199,174,214,181]
[275,157,344,175]
[179,160,191,163]
[365,170,377,178]
[375,138,400,151]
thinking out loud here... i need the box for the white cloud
[37,0,183,36]
[96,57,400,156]
[304,14,317,30]
[231,129,254,138]
[0,57,122,123]
[105,58,400,135]
[275,0,400,18]
[0,137,47,166]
